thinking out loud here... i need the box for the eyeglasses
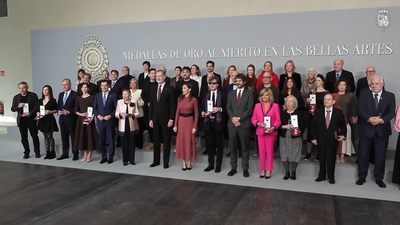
[208,82,217,85]
[263,76,271,79]
[366,70,375,73]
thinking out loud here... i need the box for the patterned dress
[279,111,303,162]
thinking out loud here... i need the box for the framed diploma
[39,105,45,117]
[309,94,316,113]
[22,103,29,115]
[87,107,93,119]
[263,116,271,134]
[290,115,300,136]
[207,100,213,112]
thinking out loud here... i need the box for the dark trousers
[19,119,40,155]
[317,144,336,180]
[153,121,172,165]
[121,134,136,163]
[143,104,153,143]
[60,123,77,156]
[358,135,388,181]
[98,125,115,160]
[135,117,144,149]
[205,127,223,168]
[228,127,250,170]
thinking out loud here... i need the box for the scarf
[204,90,222,123]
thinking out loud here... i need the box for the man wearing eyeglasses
[201,76,226,173]
[356,66,385,99]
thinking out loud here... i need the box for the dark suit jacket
[96,79,111,93]
[226,88,254,128]
[149,83,176,125]
[77,82,98,96]
[311,107,347,149]
[11,91,39,127]
[325,69,355,93]
[355,77,385,99]
[93,92,117,128]
[111,74,134,100]
[57,90,78,126]
[200,89,226,131]
[138,72,150,89]
[175,79,199,99]
[199,73,222,102]
[357,89,395,138]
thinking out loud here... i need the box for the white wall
[0,0,399,123]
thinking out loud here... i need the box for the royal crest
[376,9,391,33]
[77,35,110,82]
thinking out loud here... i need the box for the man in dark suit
[201,76,226,173]
[97,70,111,93]
[356,76,395,188]
[311,93,347,184]
[111,66,134,100]
[94,80,117,164]
[199,60,222,102]
[141,68,158,150]
[149,69,176,169]
[11,81,40,159]
[109,69,119,92]
[57,79,79,160]
[175,66,199,98]
[159,66,171,85]
[325,59,355,93]
[226,73,254,178]
[355,66,385,99]
[77,73,98,96]
[138,61,150,89]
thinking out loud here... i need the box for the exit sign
[0,71,4,76]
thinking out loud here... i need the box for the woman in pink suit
[251,88,281,178]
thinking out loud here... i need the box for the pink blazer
[251,102,281,136]
[394,104,400,132]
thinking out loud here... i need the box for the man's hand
[62,109,70,115]
[173,127,177,132]
[231,117,239,124]
[98,115,104,121]
[104,115,111,121]
[213,107,221,113]
[18,103,25,108]
[167,120,173,127]
[201,111,205,117]
[311,140,317,145]
[338,135,345,141]
[149,120,153,128]
[234,121,241,127]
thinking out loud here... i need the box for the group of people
[10,59,400,190]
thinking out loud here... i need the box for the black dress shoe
[187,166,192,171]
[315,177,326,182]
[202,149,208,155]
[35,154,41,158]
[329,179,335,184]
[243,170,250,178]
[123,162,128,166]
[283,172,290,180]
[376,180,386,188]
[23,155,29,159]
[215,167,221,173]
[150,163,159,167]
[356,178,366,186]
[182,167,187,171]
[72,155,79,161]
[204,166,214,172]
[100,158,108,164]
[57,155,69,160]
[130,162,136,165]
[226,152,231,157]
[116,144,121,148]
[107,159,113,164]
[227,169,237,176]
[163,164,169,169]
[291,172,296,180]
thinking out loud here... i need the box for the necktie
[157,85,162,102]
[111,81,115,89]
[103,93,106,106]
[212,91,216,105]
[336,74,340,80]
[237,90,241,105]
[326,110,331,128]
[374,93,379,109]
[63,92,68,106]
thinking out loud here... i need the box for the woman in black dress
[73,83,99,162]
[36,85,59,159]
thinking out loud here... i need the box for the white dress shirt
[236,87,244,98]
[372,90,383,103]
[325,107,333,120]
[157,82,166,97]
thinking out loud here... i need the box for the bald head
[160,66,166,72]
[333,59,344,72]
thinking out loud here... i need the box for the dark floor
[0,162,399,225]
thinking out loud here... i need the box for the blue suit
[57,90,78,156]
[357,89,396,181]
[94,92,117,160]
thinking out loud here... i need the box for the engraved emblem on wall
[77,35,110,81]
[376,9,391,33]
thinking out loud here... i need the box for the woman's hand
[173,127,177,133]
[192,128,196,134]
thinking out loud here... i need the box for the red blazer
[251,102,281,136]
[256,71,279,89]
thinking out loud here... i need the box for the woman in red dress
[173,83,199,171]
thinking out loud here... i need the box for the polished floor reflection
[0,161,399,225]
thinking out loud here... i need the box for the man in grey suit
[226,73,254,177]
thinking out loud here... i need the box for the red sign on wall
[0,71,4,76]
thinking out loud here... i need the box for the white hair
[308,68,317,74]
[285,95,298,110]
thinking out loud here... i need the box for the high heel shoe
[291,172,296,180]
[187,167,192,171]
[283,172,290,180]
[182,167,187,171]
[265,170,272,179]
[260,170,266,178]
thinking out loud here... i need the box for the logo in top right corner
[376,9,391,33]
